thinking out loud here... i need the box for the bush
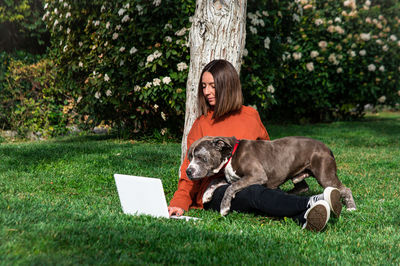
[0,53,72,137]
[0,0,49,54]
[42,0,194,137]
[256,0,400,122]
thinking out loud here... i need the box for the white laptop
[114,174,199,221]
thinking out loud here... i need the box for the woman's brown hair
[197,59,243,119]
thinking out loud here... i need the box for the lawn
[1,112,399,264]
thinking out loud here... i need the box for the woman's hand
[168,206,184,217]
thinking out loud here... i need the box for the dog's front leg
[202,177,228,204]
[220,175,267,216]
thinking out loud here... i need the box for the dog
[186,136,356,216]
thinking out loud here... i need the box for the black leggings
[203,184,310,225]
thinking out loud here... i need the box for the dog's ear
[212,138,233,159]
[212,138,231,151]
[187,144,194,161]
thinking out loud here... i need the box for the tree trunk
[181,0,247,166]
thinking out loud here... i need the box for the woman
[168,59,341,232]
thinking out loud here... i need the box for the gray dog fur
[186,136,356,216]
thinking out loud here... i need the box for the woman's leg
[204,184,309,224]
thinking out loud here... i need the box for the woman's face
[201,71,216,106]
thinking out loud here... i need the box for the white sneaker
[302,200,330,232]
[323,187,342,217]
[307,187,342,217]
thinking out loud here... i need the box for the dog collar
[222,139,240,169]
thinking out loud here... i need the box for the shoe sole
[324,187,342,218]
[304,201,330,232]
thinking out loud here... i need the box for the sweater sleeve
[169,119,203,211]
[250,107,270,140]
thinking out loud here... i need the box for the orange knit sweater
[169,106,270,211]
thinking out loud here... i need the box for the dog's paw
[220,207,230,216]
[202,190,213,204]
[346,207,356,211]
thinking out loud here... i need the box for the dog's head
[186,136,234,180]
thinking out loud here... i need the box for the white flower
[115,25,121,31]
[390,35,397,41]
[335,26,345,34]
[154,104,159,110]
[106,22,110,29]
[315,19,324,26]
[122,15,130,23]
[175,27,187,36]
[335,17,342,23]
[262,10,269,16]
[264,37,271,49]
[282,52,291,61]
[44,3,48,9]
[365,0,371,6]
[337,67,343,73]
[153,0,161,6]
[368,64,376,71]
[53,19,59,27]
[94,20,100,27]
[376,39,383,45]
[101,5,106,12]
[66,28,71,34]
[377,96,386,103]
[165,36,172,42]
[293,52,302,60]
[145,82,152,88]
[267,85,275,93]
[153,50,162,58]
[63,45,68,52]
[119,47,125,52]
[306,62,314,71]
[177,62,188,71]
[328,53,339,65]
[162,77,171,84]
[382,45,389,52]
[136,5,144,15]
[249,26,257,35]
[104,41,108,47]
[359,49,366,56]
[310,51,319,58]
[164,23,172,30]
[79,62,83,67]
[104,74,110,82]
[379,65,385,72]
[120,60,124,66]
[161,112,167,121]
[318,41,328,49]
[349,50,356,57]
[112,33,119,40]
[130,47,137,54]
[66,12,71,18]
[95,91,101,99]
[79,42,83,47]
[293,13,300,22]
[106,90,112,97]
[153,78,161,86]
[161,128,167,135]
[54,8,58,15]
[360,33,371,41]
[118,8,126,16]
[134,85,141,92]
[147,54,155,63]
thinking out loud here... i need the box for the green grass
[1,112,399,265]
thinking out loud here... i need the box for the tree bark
[181,0,247,166]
